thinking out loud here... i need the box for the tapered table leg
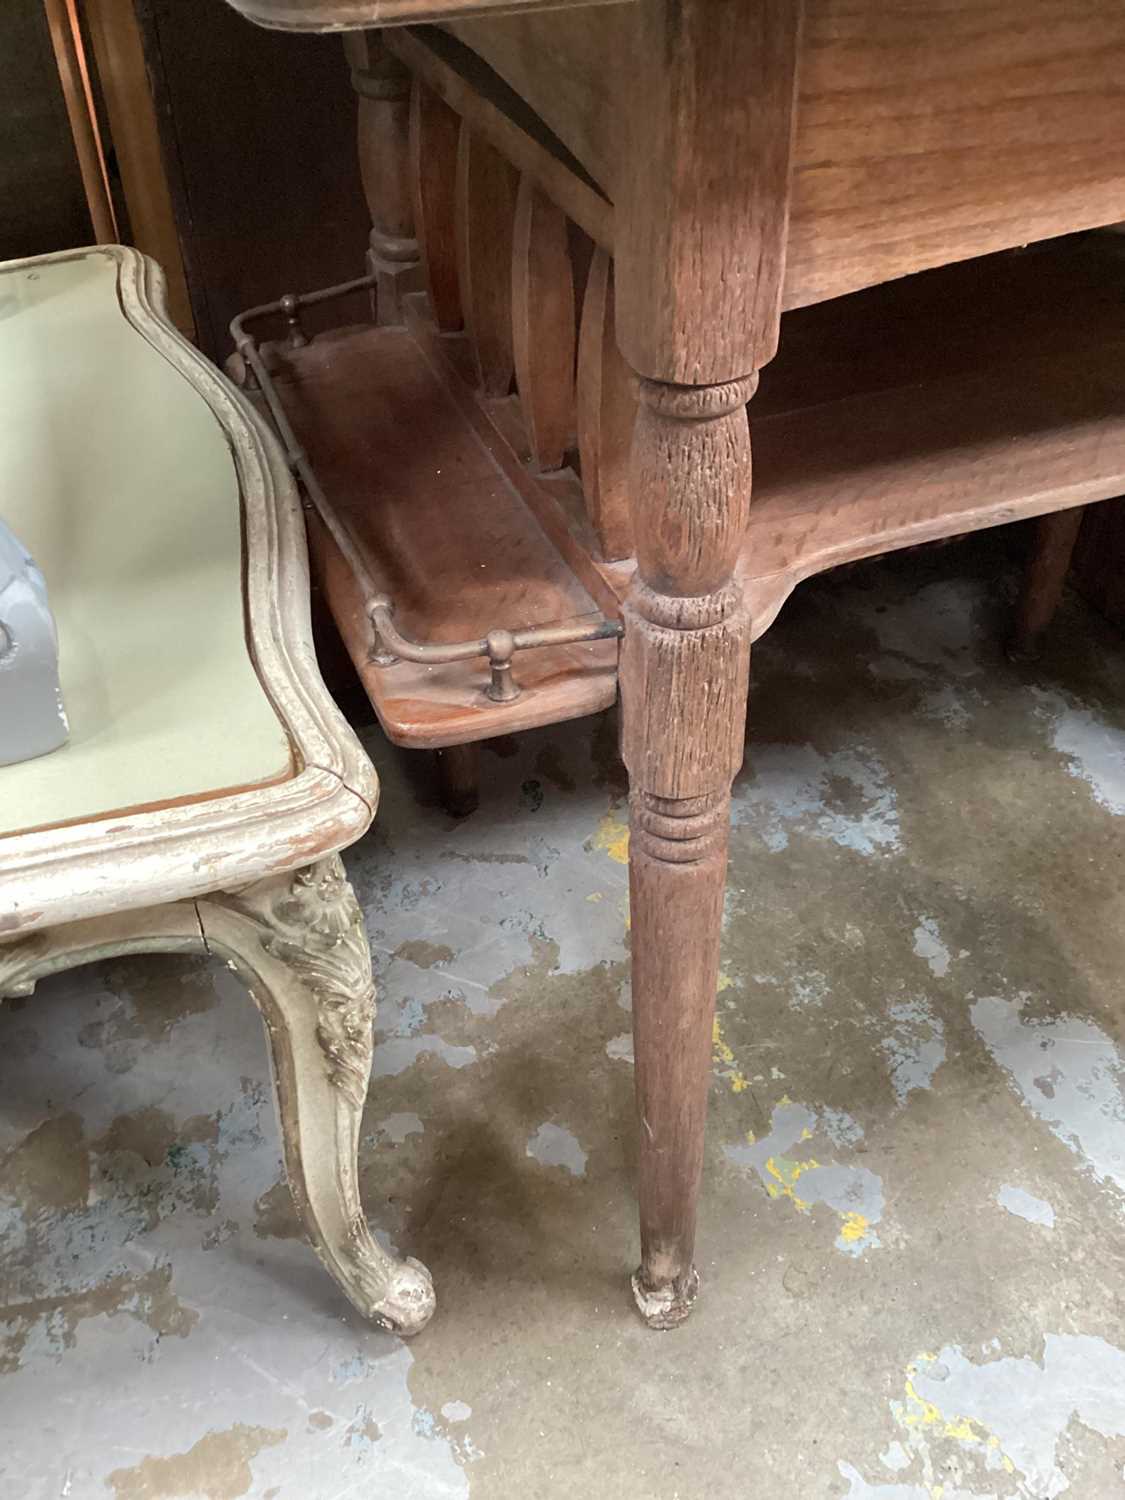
[434,742,480,817]
[344,33,419,326]
[1012,508,1085,657]
[622,375,756,1328]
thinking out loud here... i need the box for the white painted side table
[0,246,434,1335]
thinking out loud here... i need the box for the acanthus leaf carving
[215,855,376,1111]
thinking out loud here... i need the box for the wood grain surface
[451,0,1125,308]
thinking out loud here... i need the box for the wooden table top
[224,1,1125,315]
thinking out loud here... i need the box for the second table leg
[621,373,755,1328]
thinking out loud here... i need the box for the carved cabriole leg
[200,855,435,1336]
[344,33,420,326]
[621,376,755,1328]
[0,861,430,1334]
[1,863,434,1336]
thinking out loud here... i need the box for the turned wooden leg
[622,377,756,1328]
[434,742,480,817]
[199,855,436,1336]
[1011,508,1085,657]
[344,33,419,326]
[612,0,798,1326]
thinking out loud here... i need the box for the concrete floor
[3,537,1125,1500]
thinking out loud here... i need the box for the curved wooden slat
[410,79,463,331]
[456,121,519,395]
[388,27,613,254]
[576,247,635,560]
[511,176,575,471]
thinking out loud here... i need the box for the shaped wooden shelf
[261,325,619,749]
[255,234,1125,750]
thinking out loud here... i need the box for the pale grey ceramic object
[0,517,69,766]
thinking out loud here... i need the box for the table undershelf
[262,234,1125,748]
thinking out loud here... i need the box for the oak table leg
[622,376,755,1327]
[1011,508,1085,657]
[434,742,481,817]
[344,32,419,326]
[614,0,801,1326]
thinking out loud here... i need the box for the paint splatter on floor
[912,917,954,979]
[881,998,947,1105]
[4,539,1125,1499]
[843,1335,1125,1497]
[724,1101,884,1256]
[971,995,1125,1202]
[996,1184,1055,1229]
[732,744,901,856]
[1034,689,1125,815]
[525,1123,587,1178]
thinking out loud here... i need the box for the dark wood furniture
[221,0,1125,1329]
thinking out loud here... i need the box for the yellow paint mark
[895,1364,1017,1475]
[838,1211,869,1245]
[764,1154,819,1210]
[717,970,734,993]
[712,1017,733,1063]
[712,1016,750,1092]
[592,807,630,864]
[586,891,603,902]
